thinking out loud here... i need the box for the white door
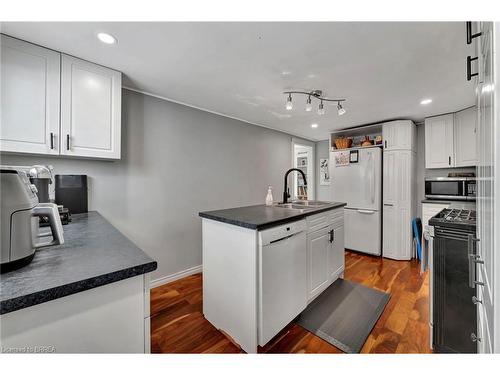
[475,21,496,354]
[331,147,381,210]
[454,107,478,167]
[425,114,455,168]
[382,204,397,259]
[329,224,345,279]
[0,35,60,155]
[60,54,121,159]
[307,227,330,302]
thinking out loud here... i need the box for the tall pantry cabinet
[382,120,416,260]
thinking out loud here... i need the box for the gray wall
[1,89,303,282]
[315,140,331,201]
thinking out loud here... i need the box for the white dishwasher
[258,219,307,346]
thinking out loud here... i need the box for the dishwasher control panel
[258,220,307,246]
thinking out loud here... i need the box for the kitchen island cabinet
[199,202,345,353]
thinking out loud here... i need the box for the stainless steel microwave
[425,177,476,201]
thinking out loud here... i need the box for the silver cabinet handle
[471,333,481,343]
[468,234,480,288]
[472,296,482,305]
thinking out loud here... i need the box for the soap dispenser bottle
[265,186,274,206]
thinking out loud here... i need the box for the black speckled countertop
[0,211,157,315]
[199,201,346,230]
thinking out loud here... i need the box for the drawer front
[330,208,344,227]
[306,211,330,233]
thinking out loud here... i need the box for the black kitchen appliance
[55,175,88,214]
[425,177,476,201]
[429,209,478,353]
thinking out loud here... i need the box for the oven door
[425,178,466,200]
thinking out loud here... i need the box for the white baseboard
[150,264,202,289]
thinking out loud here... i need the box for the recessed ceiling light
[97,32,117,45]
[311,123,318,128]
[420,98,433,105]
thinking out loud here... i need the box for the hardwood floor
[150,251,432,354]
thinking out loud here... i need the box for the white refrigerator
[330,147,382,256]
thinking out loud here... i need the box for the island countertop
[0,211,157,315]
[199,201,346,230]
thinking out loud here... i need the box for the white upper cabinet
[382,120,416,151]
[0,35,60,155]
[0,36,122,160]
[454,107,478,167]
[424,109,478,169]
[60,55,122,159]
[424,114,455,168]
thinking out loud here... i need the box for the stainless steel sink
[273,201,331,210]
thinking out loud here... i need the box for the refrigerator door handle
[357,209,376,214]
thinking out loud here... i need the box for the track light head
[286,94,293,110]
[318,100,325,115]
[305,96,312,112]
[337,102,346,116]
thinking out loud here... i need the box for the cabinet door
[60,55,121,159]
[307,228,330,302]
[425,114,454,168]
[382,204,397,259]
[0,35,60,155]
[382,121,415,151]
[383,150,397,205]
[454,107,478,167]
[329,224,344,281]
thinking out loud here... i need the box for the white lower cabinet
[307,226,331,301]
[0,275,150,353]
[307,209,345,303]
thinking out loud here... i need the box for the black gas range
[429,208,478,353]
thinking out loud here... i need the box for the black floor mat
[297,279,390,353]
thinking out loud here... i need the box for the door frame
[291,138,315,200]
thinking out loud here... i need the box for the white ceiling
[1,22,475,141]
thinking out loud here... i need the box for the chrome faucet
[283,168,307,204]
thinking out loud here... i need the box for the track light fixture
[283,90,346,116]
[285,93,293,110]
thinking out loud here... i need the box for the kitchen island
[199,201,346,353]
[0,211,157,353]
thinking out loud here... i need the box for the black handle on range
[467,56,479,81]
[466,22,482,45]
[50,132,54,149]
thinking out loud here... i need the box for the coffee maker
[0,166,64,273]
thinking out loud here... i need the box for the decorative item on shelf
[334,137,353,150]
[375,135,383,145]
[283,89,347,116]
[361,136,374,147]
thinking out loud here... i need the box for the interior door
[475,21,496,354]
[425,114,454,168]
[0,35,60,155]
[60,54,121,159]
